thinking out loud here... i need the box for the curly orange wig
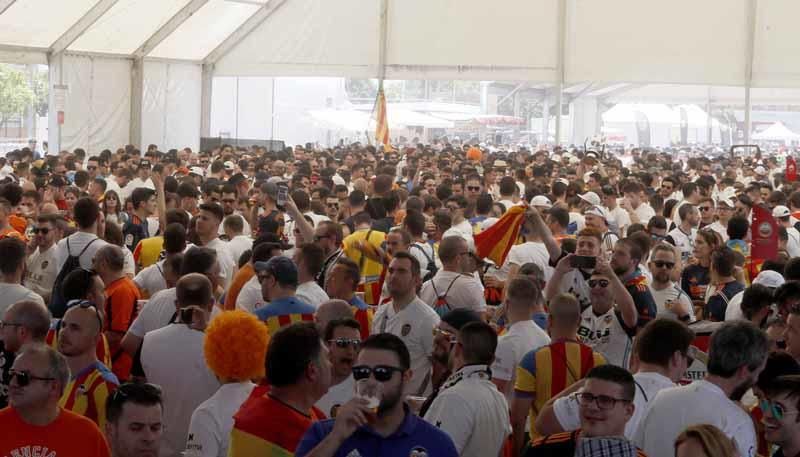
[204,310,269,381]
[466,147,483,161]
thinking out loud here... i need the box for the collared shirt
[423,364,511,457]
[58,361,119,430]
[491,320,551,402]
[296,406,458,457]
[24,245,58,303]
[254,296,316,334]
[372,297,440,396]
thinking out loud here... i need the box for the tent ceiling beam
[596,84,647,102]
[50,0,120,55]
[496,82,528,107]
[134,0,210,59]
[203,0,289,65]
[0,0,16,15]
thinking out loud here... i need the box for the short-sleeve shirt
[106,277,141,334]
[622,270,658,327]
[0,407,111,457]
[681,264,711,304]
[254,296,316,335]
[58,361,119,430]
[491,320,551,401]
[705,280,746,322]
[577,307,635,368]
[419,270,486,315]
[514,339,606,437]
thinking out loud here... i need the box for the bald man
[315,299,354,335]
[0,300,50,408]
[57,303,119,429]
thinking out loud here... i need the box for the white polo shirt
[24,245,58,303]
[423,364,511,457]
[633,380,757,457]
[315,375,355,419]
[419,270,486,314]
[186,381,255,457]
[490,320,551,401]
[554,371,675,439]
[235,276,265,314]
[128,288,177,338]
[371,297,440,396]
[133,260,167,298]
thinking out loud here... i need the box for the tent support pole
[554,0,567,146]
[201,64,213,138]
[744,0,757,145]
[46,52,63,155]
[130,58,144,148]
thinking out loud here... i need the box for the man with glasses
[634,321,768,457]
[464,174,483,204]
[697,197,716,229]
[424,322,511,457]
[0,343,110,456]
[419,236,486,315]
[707,198,734,242]
[760,375,800,457]
[105,382,163,457]
[325,196,340,221]
[219,184,251,236]
[526,365,641,456]
[296,333,458,457]
[24,214,63,304]
[648,244,694,322]
[57,300,119,429]
[0,300,50,408]
[315,318,362,418]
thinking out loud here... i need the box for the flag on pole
[787,155,797,182]
[374,83,390,146]
[749,204,779,280]
[474,205,526,266]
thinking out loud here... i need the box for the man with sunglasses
[24,214,63,304]
[315,318,362,419]
[648,244,693,322]
[760,375,800,457]
[105,382,163,457]
[0,343,111,456]
[297,333,458,457]
[0,300,50,408]
[57,300,119,429]
[526,365,641,456]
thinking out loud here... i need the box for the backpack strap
[76,237,99,258]
[410,243,433,264]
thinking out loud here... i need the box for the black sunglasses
[9,369,55,387]
[652,260,675,269]
[328,338,361,349]
[588,279,609,288]
[110,382,163,403]
[352,365,404,382]
[68,299,104,329]
[467,186,481,191]
[32,227,50,235]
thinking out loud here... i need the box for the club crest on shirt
[41,260,48,269]
[604,315,613,324]
[410,447,429,457]
[401,323,411,336]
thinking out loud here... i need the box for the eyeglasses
[32,227,50,235]
[576,392,630,410]
[9,369,55,387]
[588,279,609,288]
[652,260,675,269]
[328,338,361,349]
[467,186,481,191]
[313,235,330,242]
[352,365,404,382]
[0,320,23,330]
[699,206,713,212]
[760,398,800,421]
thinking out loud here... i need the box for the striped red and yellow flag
[474,205,526,266]
[374,85,390,146]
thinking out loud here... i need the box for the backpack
[411,243,438,282]
[430,276,460,317]
[49,238,99,319]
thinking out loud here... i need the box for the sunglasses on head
[32,227,50,235]
[110,382,163,404]
[652,260,675,269]
[588,279,609,288]
[352,365,403,382]
[760,398,800,421]
[328,338,361,349]
[9,369,55,387]
[68,299,103,329]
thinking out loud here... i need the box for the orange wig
[204,310,269,381]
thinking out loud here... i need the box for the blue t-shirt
[349,295,369,310]
[254,296,316,321]
[533,312,549,330]
[296,408,458,457]
[706,280,746,322]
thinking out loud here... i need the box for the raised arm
[527,206,561,262]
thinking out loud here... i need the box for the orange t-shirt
[0,407,110,457]
[225,263,255,310]
[105,276,141,381]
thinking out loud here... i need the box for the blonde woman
[674,424,739,457]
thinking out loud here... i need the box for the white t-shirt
[121,245,135,277]
[606,205,632,236]
[554,371,675,439]
[54,231,109,272]
[419,270,486,313]
[186,382,255,457]
[24,245,58,303]
[296,281,329,308]
[204,237,236,289]
[633,380,757,457]
[133,260,167,298]
[409,242,436,279]
[665,227,697,263]
[0,283,45,316]
[724,290,745,321]
[503,241,553,282]
[141,324,221,457]
[649,282,695,321]
[128,288,177,338]
[578,306,634,369]
[217,213,252,237]
[632,203,656,225]
[315,375,355,419]
[371,297,440,396]
[706,221,729,243]
[490,320,550,401]
[423,365,511,457]
[787,226,800,258]
[235,276,265,314]
[555,269,593,310]
[226,235,253,267]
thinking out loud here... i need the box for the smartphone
[570,255,596,269]
[277,184,289,207]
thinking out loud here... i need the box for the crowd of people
[1,140,800,457]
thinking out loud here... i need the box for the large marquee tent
[1,0,798,153]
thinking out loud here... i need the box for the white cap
[753,270,785,289]
[584,205,609,224]
[223,161,235,171]
[773,205,791,218]
[530,195,552,208]
[579,191,602,207]
[189,166,205,177]
[755,165,767,175]
[718,198,735,208]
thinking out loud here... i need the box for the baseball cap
[139,159,151,169]
[261,181,279,199]
[189,166,205,177]
[772,205,791,218]
[254,256,298,287]
[718,198,735,208]
[223,161,235,171]
[578,191,602,207]
[530,195,552,209]
[584,205,609,224]
[755,165,767,175]
[493,160,507,168]
[753,270,785,289]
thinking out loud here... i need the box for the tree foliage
[0,65,36,126]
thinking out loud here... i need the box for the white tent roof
[752,122,800,141]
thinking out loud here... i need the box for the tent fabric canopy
[752,122,800,141]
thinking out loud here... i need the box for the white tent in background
[752,122,800,142]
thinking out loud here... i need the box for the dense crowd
[0,140,799,457]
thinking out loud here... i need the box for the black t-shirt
[681,264,711,304]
